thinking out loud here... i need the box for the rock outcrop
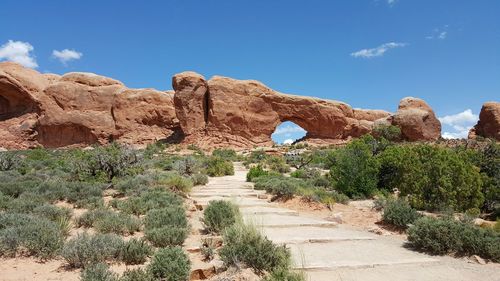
[0,62,444,149]
[392,97,441,141]
[0,62,179,148]
[469,102,500,140]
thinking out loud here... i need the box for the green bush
[6,192,45,213]
[94,212,141,235]
[144,206,187,230]
[266,156,290,173]
[246,165,268,182]
[120,268,154,281]
[144,227,188,247]
[290,168,320,179]
[373,124,401,142]
[191,173,209,185]
[148,247,190,281]
[162,173,193,193]
[220,223,291,273]
[0,151,20,171]
[212,148,238,161]
[66,181,104,208]
[115,189,182,216]
[62,233,123,268]
[407,217,500,262]
[0,213,64,259]
[172,156,201,176]
[77,209,114,228]
[205,157,234,177]
[33,204,72,222]
[378,145,484,211]
[80,263,118,281]
[262,268,306,281]
[382,199,422,229]
[254,175,303,201]
[203,200,240,233]
[329,137,380,198]
[120,238,153,265]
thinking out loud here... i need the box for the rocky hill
[2,61,496,149]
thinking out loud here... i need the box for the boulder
[392,97,441,141]
[468,102,500,140]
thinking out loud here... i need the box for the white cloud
[0,40,38,68]
[52,49,82,65]
[273,124,306,135]
[438,31,447,39]
[283,139,294,145]
[439,109,478,139]
[426,26,449,40]
[351,42,407,58]
[387,0,397,5]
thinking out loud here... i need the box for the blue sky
[1,0,499,143]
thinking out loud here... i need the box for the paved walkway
[190,163,499,281]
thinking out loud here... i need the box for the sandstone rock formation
[469,102,500,140]
[0,62,179,149]
[392,97,441,141]
[0,62,444,149]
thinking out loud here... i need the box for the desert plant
[148,247,191,281]
[407,217,500,262]
[77,208,115,228]
[191,173,209,185]
[120,268,154,281]
[0,151,20,171]
[203,200,240,233]
[329,137,380,198]
[144,206,187,229]
[382,199,422,229]
[120,238,153,265]
[212,148,238,161]
[372,124,401,142]
[33,204,72,222]
[80,263,118,281]
[220,222,291,273]
[162,173,193,193]
[173,156,201,176]
[266,156,291,173]
[94,212,141,235]
[115,189,182,216]
[145,227,188,247]
[246,165,268,182]
[205,157,234,177]
[262,268,306,281]
[62,233,123,268]
[200,238,217,261]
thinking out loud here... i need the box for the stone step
[240,206,300,216]
[261,226,375,244]
[243,213,337,228]
[288,240,439,271]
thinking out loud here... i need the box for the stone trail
[190,162,499,281]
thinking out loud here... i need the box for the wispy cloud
[351,42,407,58]
[283,139,294,145]
[387,0,397,6]
[439,109,478,139]
[0,40,38,68]
[426,26,449,40]
[52,49,82,65]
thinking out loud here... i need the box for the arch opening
[271,121,307,146]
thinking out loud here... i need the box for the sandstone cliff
[469,102,500,141]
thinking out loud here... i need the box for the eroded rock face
[469,102,500,140]
[0,62,179,148]
[0,62,445,149]
[392,97,441,141]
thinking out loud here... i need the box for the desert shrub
[266,156,290,173]
[144,227,188,247]
[212,148,238,161]
[6,192,45,213]
[262,268,306,281]
[144,206,187,230]
[244,150,267,166]
[205,157,234,177]
[148,247,190,281]
[298,187,349,205]
[66,181,104,208]
[200,238,216,261]
[114,175,152,196]
[382,199,422,229]
[407,217,500,261]
[290,168,321,179]
[469,142,499,213]
[33,204,72,222]
[94,212,141,235]
[191,173,209,185]
[0,151,20,171]
[62,233,123,268]
[77,208,115,228]
[220,223,291,273]
[203,200,240,233]
[162,173,193,193]
[173,156,201,176]
[378,145,484,211]
[115,189,182,216]
[246,165,268,182]
[35,179,70,202]
[120,238,153,265]
[254,175,304,201]
[373,124,401,142]
[329,137,380,198]
[120,268,154,281]
[0,213,64,259]
[80,263,118,281]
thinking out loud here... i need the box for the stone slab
[243,213,337,228]
[261,226,375,244]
